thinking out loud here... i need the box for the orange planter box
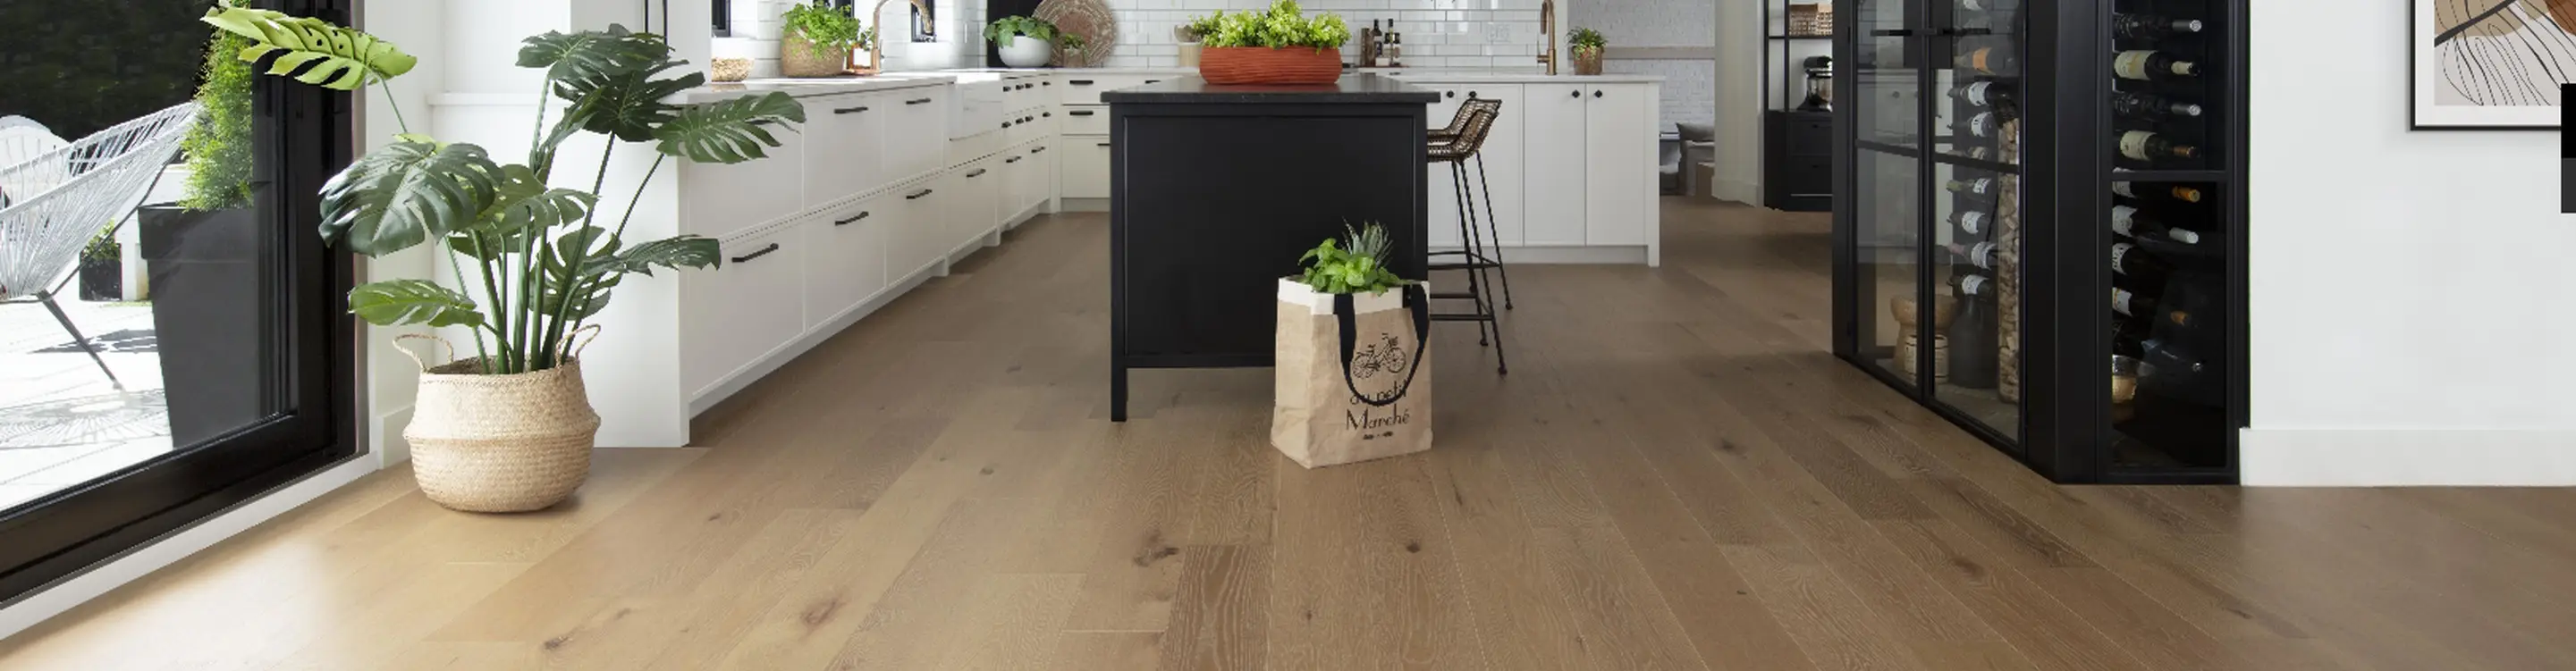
[1198,46,1344,85]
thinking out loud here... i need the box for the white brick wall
[714,0,985,79]
[1576,0,1715,131]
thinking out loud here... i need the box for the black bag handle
[1333,284,1432,407]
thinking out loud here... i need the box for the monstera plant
[201,3,806,512]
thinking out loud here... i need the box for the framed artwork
[2415,0,2576,129]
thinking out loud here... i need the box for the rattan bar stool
[1427,98,1509,374]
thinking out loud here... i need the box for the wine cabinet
[1829,0,2244,483]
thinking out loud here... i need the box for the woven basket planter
[1572,46,1605,76]
[1199,46,1343,85]
[781,34,852,79]
[399,334,600,513]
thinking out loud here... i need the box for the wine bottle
[2113,14,2206,40]
[2116,129,2200,163]
[2112,286,2196,329]
[1951,241,2001,271]
[2113,180,2206,205]
[2137,338,2217,404]
[2111,317,2151,357]
[2113,50,2201,81]
[1950,209,1992,236]
[1955,45,2019,76]
[1964,146,1997,161]
[1949,80,2019,112]
[1946,177,1999,197]
[1959,0,2019,11]
[1949,273,2000,389]
[2110,90,2204,119]
[2110,241,2179,288]
[2111,205,2204,244]
[1959,111,2002,138]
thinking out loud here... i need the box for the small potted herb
[1177,13,1220,67]
[78,230,122,302]
[1273,222,1432,468]
[987,16,1058,68]
[781,0,869,78]
[1055,32,1092,67]
[1198,0,1351,85]
[1568,27,1607,75]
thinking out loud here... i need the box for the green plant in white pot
[986,16,1057,69]
[201,4,804,512]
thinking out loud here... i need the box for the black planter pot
[78,258,122,301]
[138,205,266,448]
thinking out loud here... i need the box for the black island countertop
[1098,74,1440,105]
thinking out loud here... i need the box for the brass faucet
[1536,0,1558,75]
[850,0,936,76]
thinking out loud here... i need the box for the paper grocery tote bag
[1271,279,1433,468]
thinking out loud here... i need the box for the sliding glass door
[0,0,356,602]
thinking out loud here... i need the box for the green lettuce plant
[985,16,1057,44]
[1569,27,1607,53]
[201,4,806,374]
[783,1,871,56]
[1297,223,1411,295]
[1199,1,1350,52]
[179,30,256,211]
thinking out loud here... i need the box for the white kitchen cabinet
[1521,82,1589,247]
[682,224,807,398]
[885,87,950,183]
[1002,141,1051,219]
[1064,137,1111,199]
[800,193,891,328]
[680,121,807,239]
[1062,105,1108,135]
[886,179,943,281]
[945,157,1000,255]
[803,91,889,208]
[1583,83,1654,247]
[1060,74,1169,105]
[1423,85,1466,250]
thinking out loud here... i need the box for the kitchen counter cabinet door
[802,193,892,327]
[681,126,807,239]
[950,158,1001,252]
[684,224,807,399]
[1064,138,1112,199]
[806,91,889,208]
[885,88,950,184]
[888,181,943,281]
[1584,83,1654,246]
[1522,82,1590,247]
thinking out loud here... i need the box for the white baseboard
[1060,197,1110,213]
[0,456,380,639]
[370,405,414,466]
[1715,179,1761,206]
[2240,427,2576,486]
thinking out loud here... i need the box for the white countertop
[1375,70,1666,83]
[673,66,1657,104]
[678,73,957,103]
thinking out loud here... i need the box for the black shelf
[1763,0,1837,211]
[1768,35,1834,40]
[1829,0,2245,484]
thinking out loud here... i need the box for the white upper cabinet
[1583,83,1654,247]
[804,91,890,208]
[1521,82,1589,247]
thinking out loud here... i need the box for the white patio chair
[0,116,69,177]
[0,103,200,390]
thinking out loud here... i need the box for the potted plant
[1177,13,1220,67]
[202,5,804,512]
[138,26,264,446]
[986,16,1057,68]
[77,231,121,302]
[1272,223,1432,468]
[1568,27,1607,75]
[1197,0,1350,85]
[781,0,869,78]
[1054,32,1091,67]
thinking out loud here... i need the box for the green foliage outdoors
[1297,223,1411,295]
[1568,27,1607,52]
[180,30,255,211]
[82,228,121,262]
[985,16,1057,45]
[1196,1,1350,51]
[782,1,872,55]
[207,4,803,375]
[0,0,204,140]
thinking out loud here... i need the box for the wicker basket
[1572,46,1605,76]
[1199,46,1343,85]
[397,332,601,513]
[1787,3,1834,37]
[780,34,852,79]
[711,57,753,82]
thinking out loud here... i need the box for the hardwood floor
[7,199,2576,670]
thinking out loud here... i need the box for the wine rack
[1830,0,2245,483]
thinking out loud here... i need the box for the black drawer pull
[1145,79,1162,84]
[1003,122,1013,129]
[1444,90,1455,98]
[1043,80,1052,86]
[1570,90,1580,97]
[906,97,933,105]
[1467,90,1478,98]
[906,189,934,199]
[835,211,871,226]
[967,168,988,178]
[1070,80,1095,85]
[1032,146,1048,154]
[1043,112,1052,117]
[1006,155,1024,164]
[1069,110,1095,116]
[833,105,870,114]
[1097,142,1112,147]
[730,243,781,264]
[1594,90,1604,98]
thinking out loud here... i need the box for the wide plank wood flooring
[7,199,2576,670]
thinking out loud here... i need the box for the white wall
[1710,0,1762,204]
[714,0,985,79]
[1578,0,1713,130]
[2241,1,2576,486]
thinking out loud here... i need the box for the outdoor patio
[0,298,171,512]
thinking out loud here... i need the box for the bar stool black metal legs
[1425,98,1509,374]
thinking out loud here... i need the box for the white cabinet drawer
[1062,137,1112,199]
[1058,74,1168,105]
[948,130,1006,168]
[1004,107,1049,147]
[800,193,892,327]
[887,180,944,281]
[884,87,950,183]
[950,157,1001,251]
[1003,78,1045,113]
[804,91,889,208]
[680,124,807,239]
[683,225,807,398]
[1061,105,1107,135]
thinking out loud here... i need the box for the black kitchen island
[1103,75,1439,422]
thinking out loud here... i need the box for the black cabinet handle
[1444,90,1455,98]
[1097,142,1112,147]
[730,243,781,264]
[1570,90,1580,97]
[906,97,933,105]
[1146,79,1162,84]
[1467,90,1479,98]
[1032,146,1048,154]
[1594,90,1604,98]
[834,105,870,114]
[1006,155,1024,164]
[1023,115,1035,122]
[1070,80,1095,85]
[1043,80,1052,86]
[835,211,871,226]
[967,168,988,178]
[906,189,934,199]
[1002,122,1013,129]
[1069,110,1095,116]
[1043,112,1052,117]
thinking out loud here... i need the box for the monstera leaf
[347,280,484,328]
[605,237,723,275]
[654,93,807,164]
[517,25,667,84]
[320,140,507,256]
[201,4,416,90]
